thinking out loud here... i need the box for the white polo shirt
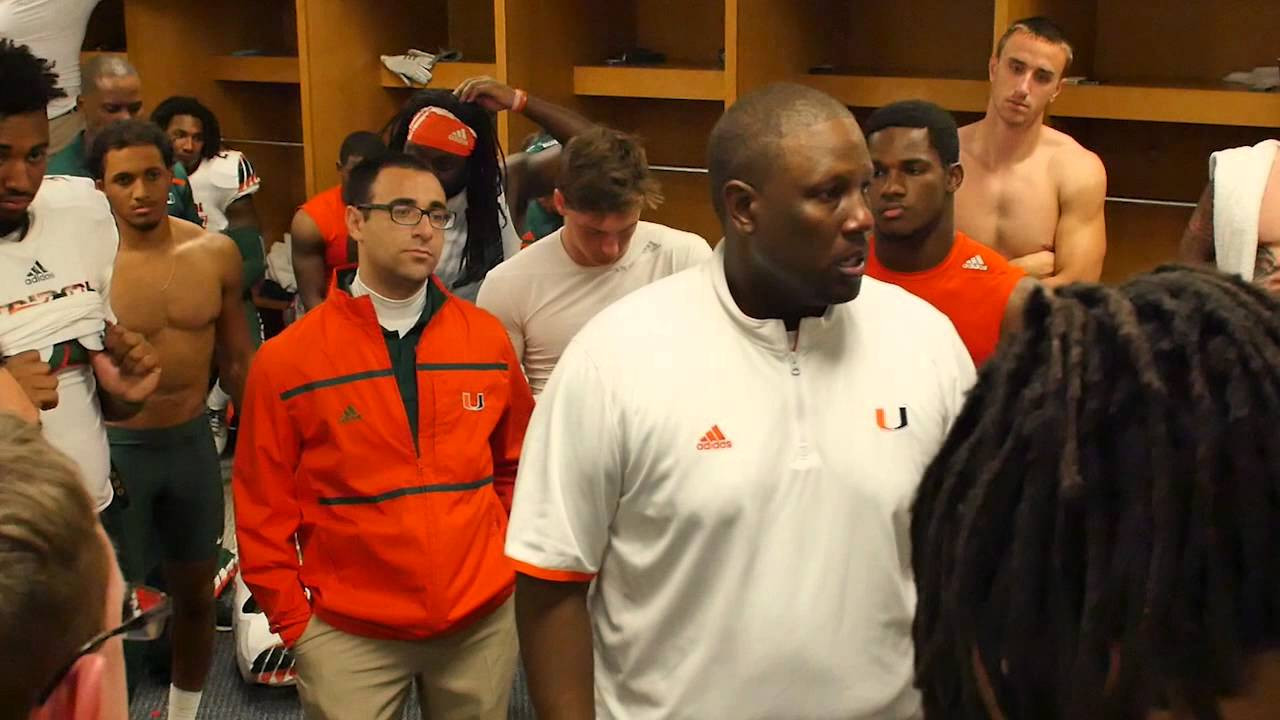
[506,243,975,720]
[0,176,118,510]
[476,220,711,395]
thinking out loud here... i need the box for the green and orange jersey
[233,268,534,647]
[867,231,1026,367]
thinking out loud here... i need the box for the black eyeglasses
[37,584,171,705]
[358,202,457,230]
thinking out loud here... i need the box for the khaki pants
[292,598,517,720]
[48,109,83,155]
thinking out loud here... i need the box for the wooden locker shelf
[378,62,498,90]
[1054,83,1280,128]
[573,65,725,101]
[797,75,990,111]
[208,55,300,84]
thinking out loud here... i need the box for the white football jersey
[190,150,261,232]
[0,176,118,510]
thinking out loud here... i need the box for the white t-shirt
[506,243,975,720]
[0,176,118,510]
[476,221,711,395]
[434,191,521,302]
[188,149,260,232]
[0,0,102,119]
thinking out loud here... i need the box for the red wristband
[511,88,528,113]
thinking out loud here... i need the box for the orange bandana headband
[407,106,477,157]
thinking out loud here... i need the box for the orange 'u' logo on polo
[876,407,909,431]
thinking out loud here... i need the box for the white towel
[1209,140,1279,282]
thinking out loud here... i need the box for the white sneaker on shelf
[381,49,439,87]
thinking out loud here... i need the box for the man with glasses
[234,153,534,719]
[0,412,129,719]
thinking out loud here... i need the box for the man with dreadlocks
[387,76,595,301]
[912,266,1280,720]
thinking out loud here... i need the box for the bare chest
[1259,152,1280,247]
[956,158,1061,259]
[110,249,222,337]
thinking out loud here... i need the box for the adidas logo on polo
[339,405,362,424]
[696,425,733,451]
[25,261,53,285]
[449,128,471,146]
[961,254,988,271]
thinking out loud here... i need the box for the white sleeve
[498,193,523,260]
[678,234,714,270]
[475,276,525,365]
[937,320,976,433]
[505,342,622,579]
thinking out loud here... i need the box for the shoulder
[853,277,961,339]
[440,290,519,351]
[178,221,241,263]
[35,175,110,214]
[1043,127,1106,188]
[484,230,564,281]
[572,264,711,353]
[636,221,711,256]
[199,150,253,188]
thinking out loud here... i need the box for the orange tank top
[300,185,352,276]
[867,231,1026,366]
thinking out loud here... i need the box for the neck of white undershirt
[351,272,427,337]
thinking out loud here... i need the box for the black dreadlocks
[912,265,1280,720]
[386,90,507,290]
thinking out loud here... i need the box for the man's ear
[31,655,105,720]
[94,178,104,192]
[552,188,567,216]
[988,54,999,81]
[723,180,759,237]
[946,162,965,194]
[344,205,364,246]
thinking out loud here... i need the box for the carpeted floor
[128,632,537,719]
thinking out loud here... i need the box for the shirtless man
[956,16,1108,287]
[89,119,255,720]
[1179,139,1280,292]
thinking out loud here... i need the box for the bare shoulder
[174,220,241,268]
[957,121,982,154]
[1043,126,1106,187]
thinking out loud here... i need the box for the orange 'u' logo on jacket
[876,407,908,431]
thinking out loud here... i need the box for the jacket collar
[324,264,448,332]
[708,242,845,357]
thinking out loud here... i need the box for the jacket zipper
[788,341,811,463]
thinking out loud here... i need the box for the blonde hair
[0,414,108,715]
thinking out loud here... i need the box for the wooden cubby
[105,0,1276,280]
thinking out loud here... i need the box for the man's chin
[123,217,165,233]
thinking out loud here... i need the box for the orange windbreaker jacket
[233,271,534,646]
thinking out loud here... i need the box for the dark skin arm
[211,234,255,407]
[1178,182,1215,266]
[999,277,1040,340]
[290,208,328,310]
[454,76,596,213]
[516,574,595,720]
[93,323,162,422]
[224,194,261,231]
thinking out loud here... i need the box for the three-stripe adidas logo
[25,261,53,285]
[448,128,471,146]
[961,254,988,271]
[696,424,733,451]
[339,405,362,424]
